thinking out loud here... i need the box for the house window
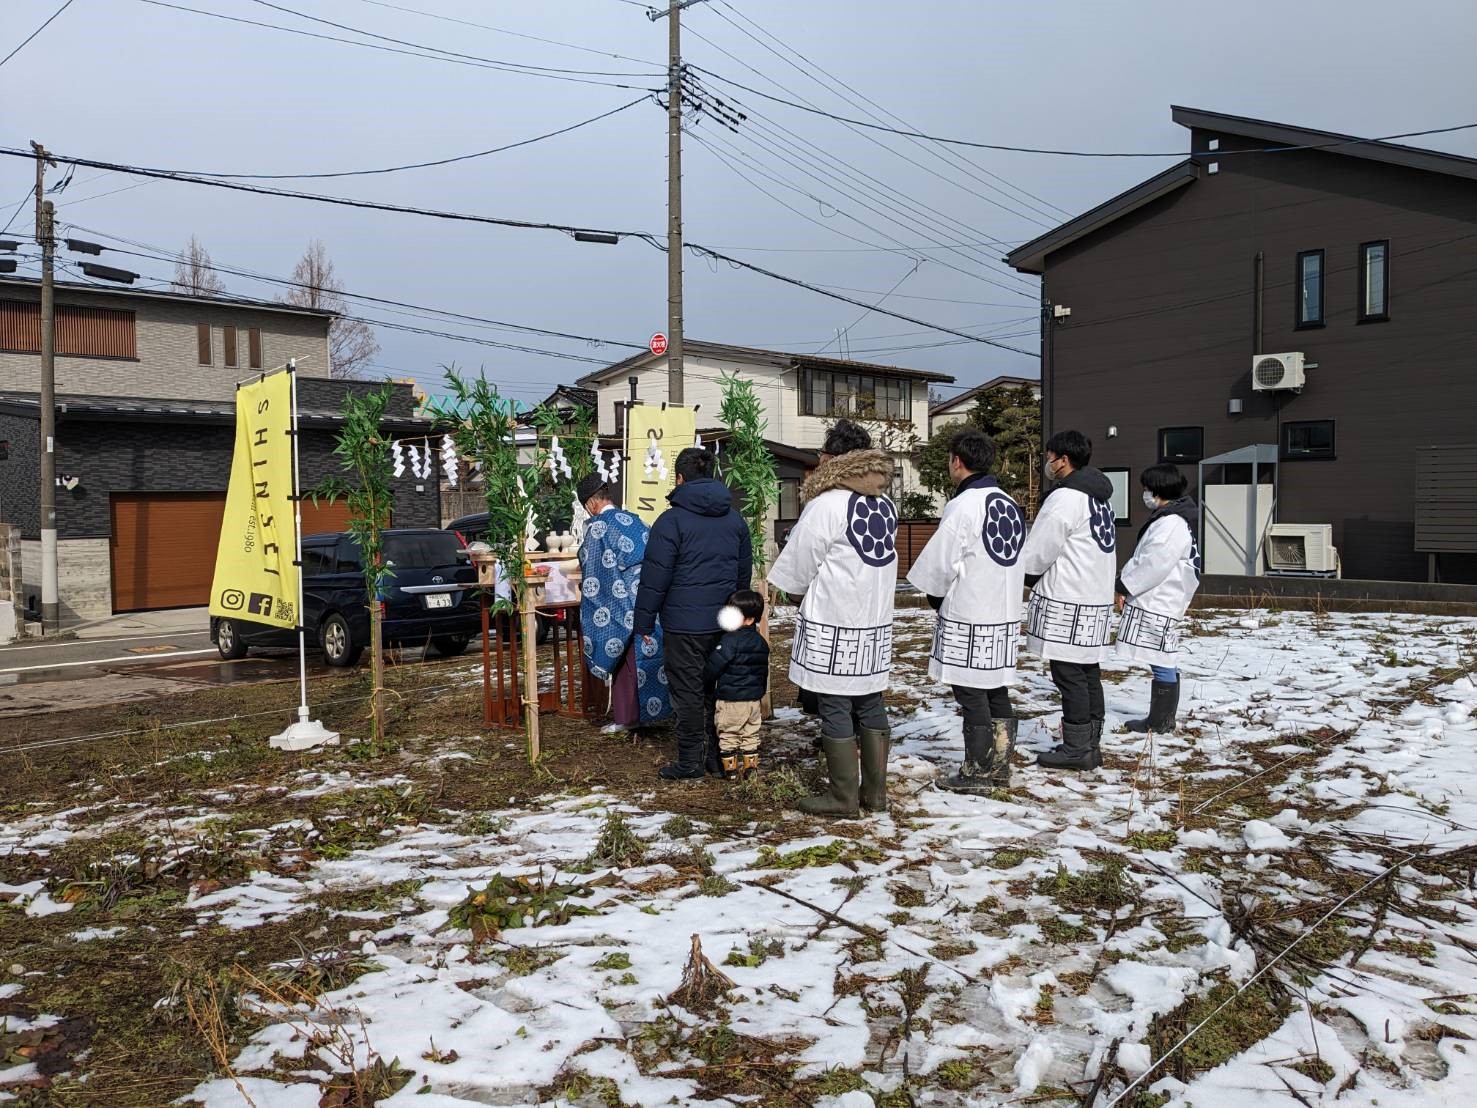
[248,327,263,369]
[1283,419,1335,460]
[1102,467,1131,524]
[1359,240,1389,322]
[223,324,238,368]
[777,479,801,520]
[800,368,909,419]
[0,299,137,359]
[1159,426,1204,464]
[1296,249,1324,327]
[197,324,211,365]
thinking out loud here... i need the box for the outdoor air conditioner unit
[1251,352,1306,392]
[1265,523,1340,575]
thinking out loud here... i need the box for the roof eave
[1171,104,1477,182]
[1004,160,1200,274]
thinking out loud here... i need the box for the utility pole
[650,0,705,406]
[31,140,58,634]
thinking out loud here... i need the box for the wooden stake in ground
[667,934,734,1012]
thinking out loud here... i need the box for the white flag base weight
[270,710,340,752]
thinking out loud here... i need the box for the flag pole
[270,358,339,750]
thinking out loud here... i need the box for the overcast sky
[2,0,1474,403]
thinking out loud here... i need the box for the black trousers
[1050,661,1104,726]
[664,631,722,767]
[952,685,1014,730]
[816,691,887,739]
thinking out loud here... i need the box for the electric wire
[702,3,1069,222]
[678,40,1040,258]
[123,97,651,180]
[348,0,662,68]
[683,74,1036,279]
[133,0,666,89]
[0,0,77,69]
[244,0,664,78]
[692,65,1477,158]
[690,125,1034,298]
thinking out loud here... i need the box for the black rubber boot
[1125,681,1179,734]
[941,722,995,794]
[1090,719,1104,769]
[1036,721,1096,771]
[989,718,1019,787]
[659,761,705,780]
[858,725,890,812]
[798,736,861,818]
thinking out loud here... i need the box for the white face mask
[1044,460,1059,483]
[1142,491,1159,509]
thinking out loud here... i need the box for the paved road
[0,626,219,678]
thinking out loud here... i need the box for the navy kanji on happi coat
[578,509,672,724]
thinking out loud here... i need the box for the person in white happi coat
[1114,463,1201,734]
[1019,429,1118,772]
[769,420,898,819]
[907,428,1026,793]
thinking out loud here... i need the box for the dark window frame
[1357,239,1390,323]
[799,366,910,420]
[1282,419,1336,461]
[222,324,238,369]
[1102,466,1132,525]
[197,323,212,366]
[1295,249,1325,329]
[1158,425,1205,465]
[248,327,263,368]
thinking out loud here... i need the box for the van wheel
[216,619,249,660]
[321,613,363,667]
[431,634,469,657]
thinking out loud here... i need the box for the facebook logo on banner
[247,593,274,616]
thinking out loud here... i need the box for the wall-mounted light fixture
[1106,425,1118,439]
[1228,398,1244,415]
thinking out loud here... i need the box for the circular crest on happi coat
[981,491,1026,566]
[846,493,898,567]
[1089,498,1117,553]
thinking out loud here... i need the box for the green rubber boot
[798,735,861,818]
[858,725,890,812]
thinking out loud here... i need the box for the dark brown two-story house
[1006,106,1477,583]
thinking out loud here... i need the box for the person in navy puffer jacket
[633,447,752,780]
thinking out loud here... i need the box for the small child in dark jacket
[706,589,770,779]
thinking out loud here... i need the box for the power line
[106,97,651,181]
[349,0,661,68]
[690,126,1033,298]
[0,0,77,69]
[687,243,1037,356]
[245,0,663,78]
[699,4,1068,223]
[815,258,921,355]
[691,65,1477,158]
[684,71,1035,275]
[0,144,662,243]
[133,0,665,89]
[0,185,34,236]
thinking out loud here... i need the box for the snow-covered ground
[5,608,1477,1106]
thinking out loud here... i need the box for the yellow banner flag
[624,404,696,525]
[209,372,299,629]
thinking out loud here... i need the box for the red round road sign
[649,332,668,357]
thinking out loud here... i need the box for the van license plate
[425,593,453,609]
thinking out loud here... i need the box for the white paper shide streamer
[391,439,405,478]
[643,439,667,481]
[547,435,573,481]
[419,437,434,480]
[590,439,609,482]
[440,434,458,488]
[405,441,420,480]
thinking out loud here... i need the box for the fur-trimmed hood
[801,448,893,503]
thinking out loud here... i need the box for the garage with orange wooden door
[109,493,356,612]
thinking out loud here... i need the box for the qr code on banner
[274,598,296,624]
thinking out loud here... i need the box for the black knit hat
[576,473,609,504]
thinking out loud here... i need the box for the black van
[211,528,482,665]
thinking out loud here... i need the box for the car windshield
[382,533,469,568]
